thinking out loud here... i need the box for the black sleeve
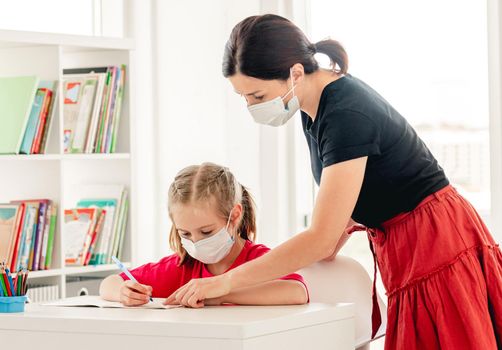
[318,109,381,168]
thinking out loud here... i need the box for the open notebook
[42,295,180,309]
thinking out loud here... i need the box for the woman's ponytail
[314,39,349,75]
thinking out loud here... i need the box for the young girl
[99,162,308,307]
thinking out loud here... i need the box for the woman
[166,14,502,349]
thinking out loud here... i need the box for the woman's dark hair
[222,14,348,80]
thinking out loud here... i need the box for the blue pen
[112,256,153,302]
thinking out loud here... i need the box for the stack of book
[0,200,57,271]
[0,77,57,155]
[63,65,126,154]
[64,185,128,266]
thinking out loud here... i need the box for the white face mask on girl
[180,210,235,264]
[247,68,300,127]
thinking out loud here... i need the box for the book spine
[19,90,44,154]
[39,83,58,154]
[95,69,112,153]
[31,89,52,154]
[21,207,36,270]
[110,65,126,153]
[105,67,120,153]
[32,202,46,271]
[10,203,26,271]
[85,210,106,265]
[44,205,57,270]
[39,203,52,270]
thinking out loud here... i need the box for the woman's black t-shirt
[301,74,449,228]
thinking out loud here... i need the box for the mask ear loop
[225,207,235,242]
[281,68,297,101]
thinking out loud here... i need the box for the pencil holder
[0,296,27,313]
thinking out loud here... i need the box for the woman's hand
[323,222,367,262]
[163,274,231,308]
[120,280,153,306]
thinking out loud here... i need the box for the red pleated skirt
[366,185,502,349]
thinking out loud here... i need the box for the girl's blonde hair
[168,162,257,264]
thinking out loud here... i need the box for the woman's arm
[165,157,367,307]
[205,280,308,306]
[323,218,356,261]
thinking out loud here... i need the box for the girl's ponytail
[237,184,256,242]
[314,39,349,74]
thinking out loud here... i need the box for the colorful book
[31,87,53,154]
[38,81,58,154]
[0,205,20,266]
[0,76,39,154]
[64,208,98,266]
[44,205,57,270]
[77,199,117,265]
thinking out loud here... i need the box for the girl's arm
[205,280,308,306]
[165,157,367,307]
[100,274,152,306]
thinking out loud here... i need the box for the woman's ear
[291,63,305,84]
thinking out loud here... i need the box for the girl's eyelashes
[201,231,213,235]
[254,95,265,100]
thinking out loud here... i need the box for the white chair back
[298,256,387,348]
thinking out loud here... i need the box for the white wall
[152,0,263,259]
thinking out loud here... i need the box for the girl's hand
[163,274,231,308]
[120,280,153,306]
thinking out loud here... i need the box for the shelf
[0,153,131,161]
[27,263,130,279]
[0,29,134,51]
[60,153,131,161]
[0,154,61,161]
[63,263,130,276]
[1,32,135,300]
[27,269,63,279]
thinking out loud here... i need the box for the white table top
[0,302,353,340]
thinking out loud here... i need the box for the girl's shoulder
[147,253,184,271]
[242,240,272,259]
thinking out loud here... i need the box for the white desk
[0,302,354,350]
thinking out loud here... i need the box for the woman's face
[229,73,294,107]
[171,201,241,243]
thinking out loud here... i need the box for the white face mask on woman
[180,210,235,264]
[247,69,300,127]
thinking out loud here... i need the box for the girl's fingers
[121,296,148,306]
[125,280,152,295]
[121,284,150,303]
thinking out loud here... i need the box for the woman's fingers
[164,276,231,307]
[187,291,204,308]
[165,282,191,305]
[180,288,196,306]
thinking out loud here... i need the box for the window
[296,0,490,278]
[0,0,94,35]
[0,0,123,37]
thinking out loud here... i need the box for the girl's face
[171,201,241,243]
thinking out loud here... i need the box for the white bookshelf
[0,29,136,298]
